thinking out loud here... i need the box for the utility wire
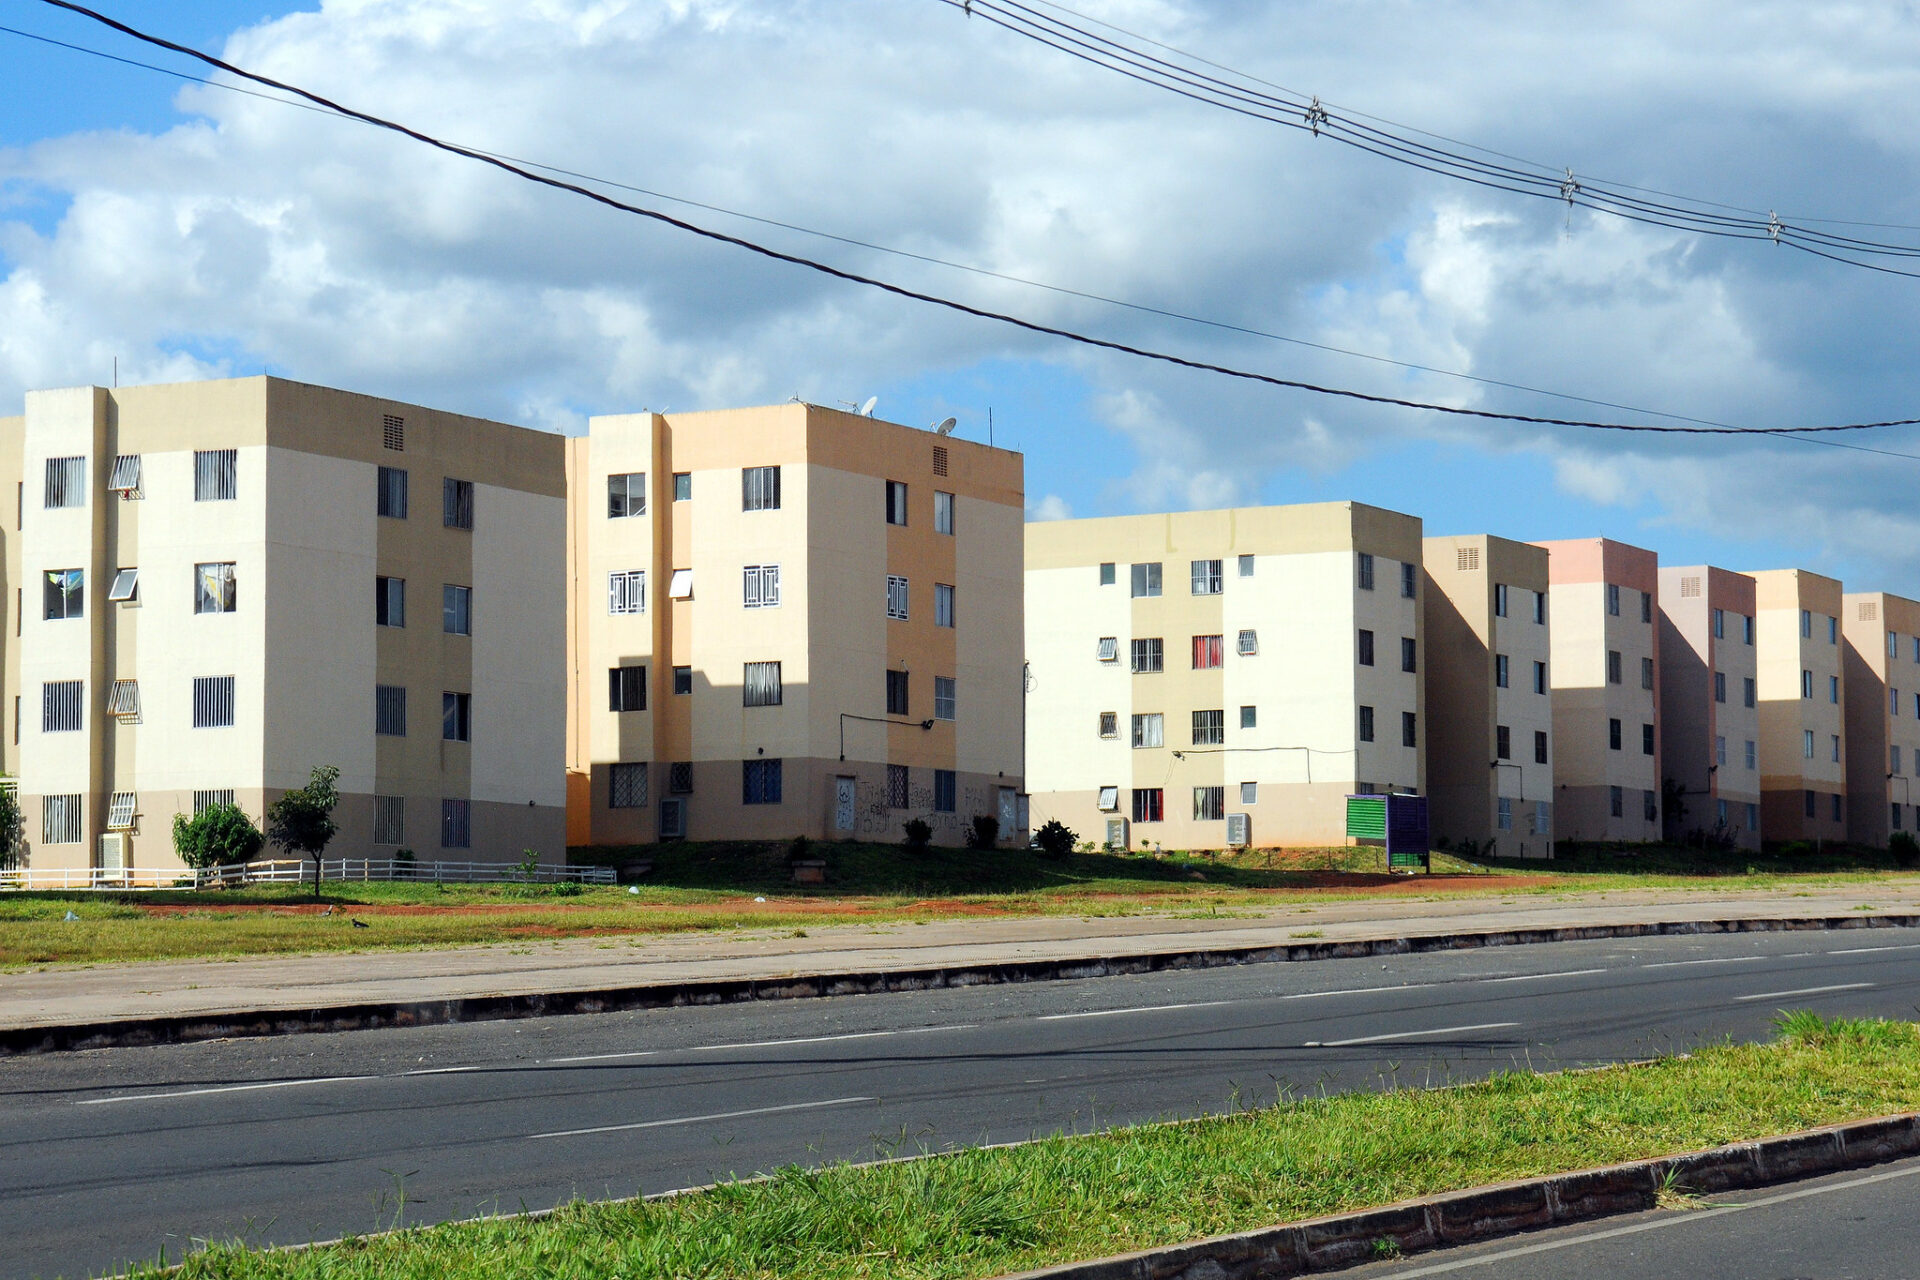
[25,0,1920,440]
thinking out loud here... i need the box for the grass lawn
[4,838,1914,969]
[121,1013,1920,1279]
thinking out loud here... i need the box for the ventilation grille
[1456,547,1479,571]
[1680,576,1701,598]
[1861,602,1880,621]
[383,415,405,451]
[932,445,949,477]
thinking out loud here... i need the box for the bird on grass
[351,918,370,929]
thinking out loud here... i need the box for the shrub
[0,784,23,871]
[1033,818,1077,861]
[787,834,813,863]
[171,803,264,869]
[966,814,1001,849]
[901,819,933,850]
[1890,830,1920,868]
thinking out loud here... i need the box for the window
[1745,740,1757,770]
[1802,669,1814,699]
[43,569,82,620]
[672,666,692,695]
[1193,634,1224,669]
[103,455,140,497]
[1641,591,1653,623]
[1240,554,1255,578]
[934,676,956,721]
[1130,562,1162,597]
[443,584,471,635]
[1834,793,1845,822]
[1192,709,1224,746]
[1829,615,1838,644]
[195,563,237,615]
[1096,785,1120,811]
[1747,802,1760,829]
[1131,638,1164,674]
[1495,654,1509,688]
[1190,559,1222,595]
[743,759,783,804]
[1832,733,1842,763]
[1241,781,1258,805]
[108,568,138,603]
[1533,591,1547,624]
[1641,657,1655,690]
[609,666,647,712]
[1896,745,1905,775]
[1896,803,1904,832]
[375,684,407,736]
[1606,584,1621,617]
[1357,629,1375,666]
[1497,796,1513,831]
[42,681,82,732]
[1644,789,1658,821]
[1714,671,1726,703]
[668,762,694,794]
[1745,615,1755,645]
[1131,713,1164,748]
[1402,712,1417,748]
[886,668,910,716]
[1895,688,1902,717]
[1610,785,1624,818]
[1805,789,1817,818]
[1240,705,1257,730]
[1238,629,1259,656]
[1800,608,1813,637]
[193,789,235,816]
[886,574,909,620]
[742,466,781,511]
[377,465,409,519]
[1401,637,1417,673]
[1718,799,1730,827]
[1803,730,1815,759]
[443,478,474,530]
[1643,723,1655,756]
[442,691,471,742]
[669,569,694,600]
[108,679,139,721]
[193,676,236,728]
[441,798,471,849]
[1097,637,1119,663]
[1098,711,1118,738]
[1358,705,1375,742]
[935,583,956,628]
[1745,677,1757,708]
[1534,730,1549,764]
[885,479,909,526]
[373,796,405,845]
[42,794,81,844]
[376,576,406,627]
[44,456,85,508]
[1497,725,1511,759]
[1533,661,1548,695]
[1609,718,1623,751]
[1712,608,1725,639]
[1494,583,1509,617]
[887,764,910,808]
[607,472,646,518]
[743,565,780,608]
[673,472,691,501]
[1099,562,1116,586]
[383,414,405,451]
[1607,651,1622,685]
[1132,788,1163,822]
[1193,786,1225,821]
[194,449,237,501]
[1356,552,1375,591]
[743,661,783,707]
[610,762,648,809]
[609,570,646,615]
[1401,561,1417,598]
[934,490,955,535]
[1830,674,1840,704]
[934,769,957,813]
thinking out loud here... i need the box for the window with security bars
[193,789,235,815]
[935,583,955,628]
[1097,637,1119,663]
[742,465,781,511]
[885,480,909,526]
[1098,711,1118,738]
[743,565,780,608]
[1132,788,1163,823]
[1130,562,1161,598]
[194,449,237,501]
[1190,559,1222,595]
[932,445,949,477]
[886,669,909,716]
[375,685,407,736]
[1131,713,1163,748]
[43,681,82,733]
[107,792,137,830]
[934,490,954,534]
[1237,629,1258,656]
[610,762,648,809]
[44,456,84,508]
[441,798,471,849]
[887,764,910,808]
[373,796,405,845]
[934,676,956,721]
[1097,786,1119,811]
[886,575,909,620]
[383,414,405,451]
[443,478,474,530]
[609,666,646,712]
[42,794,81,844]
[194,676,236,728]
[742,758,782,804]
[442,691,471,742]
[44,569,83,620]
[608,570,646,615]
[1191,709,1224,746]
[377,466,409,518]
[109,680,139,721]
[1193,786,1224,822]
[934,769,956,813]
[195,563,237,614]
[109,568,138,603]
[607,472,645,518]
[108,455,142,495]
[376,576,406,627]
[1131,638,1164,673]
[668,761,693,794]
[744,661,783,707]
[1192,635,1223,669]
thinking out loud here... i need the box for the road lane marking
[1037,1002,1229,1021]
[1284,983,1438,1000]
[1831,943,1920,955]
[1639,956,1765,969]
[1303,1022,1519,1048]
[78,1075,375,1105]
[528,1096,873,1140]
[542,1024,974,1065]
[1734,982,1873,1002]
[1482,968,1608,983]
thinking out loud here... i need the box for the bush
[901,819,933,850]
[1033,818,1077,861]
[965,814,1001,849]
[787,834,813,862]
[170,803,264,869]
[0,784,21,871]
[1890,830,1920,868]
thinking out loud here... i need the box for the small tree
[1033,818,1077,861]
[901,818,933,851]
[171,803,264,870]
[965,814,1000,850]
[266,765,341,899]
[0,785,22,872]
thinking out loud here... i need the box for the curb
[992,1112,1920,1279]
[6,910,1917,1055]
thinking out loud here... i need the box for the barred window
[934,769,956,813]
[193,676,236,728]
[934,676,956,721]
[886,574,909,620]
[1131,713,1163,748]
[441,798,471,849]
[1097,636,1119,663]
[610,762,649,809]
[109,680,140,720]
[108,454,142,494]
[194,449,237,501]
[42,681,82,733]
[1097,785,1119,811]
[668,761,694,794]
[195,562,237,614]
[608,570,646,615]
[1190,559,1223,595]
[742,466,781,511]
[743,564,780,608]
[44,456,84,508]
[1193,786,1225,821]
[42,794,82,844]
[1192,634,1223,669]
[377,466,409,518]
[1132,788,1163,823]
[607,472,646,518]
[1237,629,1258,656]
[376,576,406,627]
[743,758,783,804]
[1191,709,1224,746]
[1098,711,1118,738]
[1356,552,1375,591]
[442,477,474,530]
[107,792,137,830]
[442,691,471,742]
[887,764,910,808]
[193,789,235,815]
[44,569,83,620]
[1130,638,1164,674]
[375,684,407,736]
[744,661,783,707]
[373,795,406,845]
[609,665,647,712]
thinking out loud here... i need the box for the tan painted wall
[1657,567,1760,849]
[1748,569,1846,844]
[0,414,23,780]
[1841,591,1920,847]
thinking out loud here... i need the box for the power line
[25,0,1920,442]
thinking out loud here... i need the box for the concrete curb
[6,910,1917,1055]
[991,1112,1920,1279]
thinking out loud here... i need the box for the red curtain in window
[1191,634,1223,669]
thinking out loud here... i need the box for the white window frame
[194,562,237,615]
[108,679,140,721]
[1240,781,1257,805]
[934,675,956,721]
[1097,636,1119,663]
[608,570,647,615]
[193,675,236,729]
[1190,559,1222,595]
[669,568,694,600]
[107,791,137,830]
[934,490,955,535]
[376,575,405,628]
[934,582,955,628]
[886,574,909,620]
[607,471,646,518]
[1237,629,1258,656]
[44,456,85,509]
[194,449,238,502]
[442,583,472,636]
[743,564,781,608]
[1131,713,1164,749]
[43,680,83,733]
[108,454,142,495]
[742,465,781,511]
[42,793,82,844]
[1097,786,1119,812]
[108,568,139,603]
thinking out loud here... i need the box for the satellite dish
[860,396,878,417]
[933,417,957,435]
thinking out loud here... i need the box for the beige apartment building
[1841,591,1920,846]
[1749,569,1846,843]
[1025,502,1425,852]
[564,403,1026,847]
[4,376,567,875]
[1657,566,1761,849]
[1533,538,1662,842]
[1422,535,1553,857]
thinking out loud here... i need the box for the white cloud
[1027,493,1073,522]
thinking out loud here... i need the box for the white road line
[528,1096,873,1140]
[1304,1022,1520,1048]
[1370,1161,1920,1276]
[1037,1002,1229,1021]
[1285,983,1438,1000]
[1639,956,1766,969]
[541,1024,974,1065]
[1734,982,1874,1002]
[78,1075,375,1105]
[1482,968,1609,983]
[1830,942,1920,955]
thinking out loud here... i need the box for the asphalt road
[6,927,1919,1279]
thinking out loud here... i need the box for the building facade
[1532,538,1662,842]
[1656,566,1761,849]
[1749,569,1847,843]
[1841,591,1920,846]
[1025,502,1425,852]
[1422,535,1553,858]
[7,377,567,875]
[564,403,1026,847]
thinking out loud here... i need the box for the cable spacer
[1305,96,1330,136]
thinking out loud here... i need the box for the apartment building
[1025,502,1424,852]
[6,376,567,874]
[1422,535,1553,858]
[564,403,1026,847]
[1748,569,1846,843]
[1657,566,1761,849]
[1532,538,1661,842]
[1840,591,1920,846]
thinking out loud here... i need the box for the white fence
[0,857,615,891]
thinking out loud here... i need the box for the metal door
[835,776,856,831]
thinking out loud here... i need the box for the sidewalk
[7,884,1919,1047]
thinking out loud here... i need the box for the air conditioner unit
[96,833,127,880]
[1226,813,1251,847]
[1104,817,1129,851]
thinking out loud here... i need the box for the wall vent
[1456,547,1479,571]
[382,415,405,451]
[1861,602,1880,621]
[932,445,949,477]
[1680,576,1702,598]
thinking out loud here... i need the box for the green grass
[123,1014,1920,1279]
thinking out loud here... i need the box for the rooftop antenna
[860,396,878,417]
[988,406,994,447]
[933,416,957,436]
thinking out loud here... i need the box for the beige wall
[1841,592,1920,846]
[1657,567,1760,849]
[1749,569,1846,844]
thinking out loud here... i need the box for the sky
[2,1,1919,589]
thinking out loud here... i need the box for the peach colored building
[1422,535,1554,858]
[1533,538,1662,842]
[1025,502,1425,852]
[1748,570,1846,843]
[564,404,1026,848]
[1841,591,1920,846]
[1656,567,1760,849]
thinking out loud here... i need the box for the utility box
[1104,817,1129,851]
[1226,813,1250,847]
[1346,793,1430,871]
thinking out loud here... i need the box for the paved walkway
[7,884,1919,1033]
